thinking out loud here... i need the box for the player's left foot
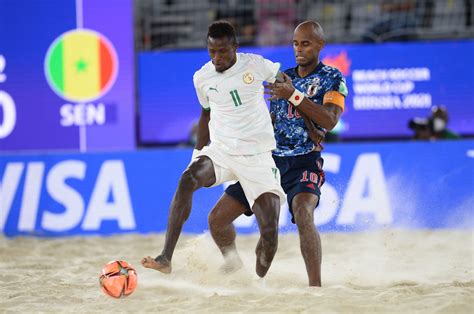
[141,255,172,274]
[254,275,267,289]
[256,251,270,278]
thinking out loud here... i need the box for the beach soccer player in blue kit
[207,21,348,286]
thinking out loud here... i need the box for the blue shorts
[225,151,325,224]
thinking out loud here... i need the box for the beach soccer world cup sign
[45,29,118,127]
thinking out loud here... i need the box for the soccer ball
[99,260,137,298]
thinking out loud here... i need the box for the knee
[292,201,315,226]
[291,194,318,225]
[256,192,280,207]
[254,193,280,220]
[182,157,215,189]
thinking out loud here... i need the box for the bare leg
[292,193,321,286]
[252,192,280,278]
[208,193,249,273]
[141,156,216,273]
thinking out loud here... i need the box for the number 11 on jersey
[230,89,242,107]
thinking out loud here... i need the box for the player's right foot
[219,252,243,274]
[141,255,172,274]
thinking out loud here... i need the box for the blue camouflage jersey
[271,62,348,157]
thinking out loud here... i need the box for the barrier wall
[1,140,473,237]
[139,40,474,144]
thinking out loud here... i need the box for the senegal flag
[45,30,117,102]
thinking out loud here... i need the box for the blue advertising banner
[139,40,474,144]
[1,141,473,237]
[0,0,135,151]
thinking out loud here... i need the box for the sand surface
[1,229,473,313]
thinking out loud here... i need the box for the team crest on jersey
[243,72,254,84]
[306,77,321,96]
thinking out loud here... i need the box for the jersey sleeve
[253,55,280,83]
[323,71,348,111]
[193,74,210,111]
[329,71,349,97]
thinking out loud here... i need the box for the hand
[265,72,295,101]
[306,123,326,147]
[299,110,326,147]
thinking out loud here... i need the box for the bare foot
[219,257,243,274]
[255,276,267,288]
[219,250,243,274]
[141,255,172,274]
[256,252,270,278]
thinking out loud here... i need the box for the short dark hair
[207,21,237,44]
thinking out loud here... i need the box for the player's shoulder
[320,63,348,96]
[238,52,262,61]
[193,60,214,83]
[282,67,297,77]
[238,52,274,65]
[320,63,344,79]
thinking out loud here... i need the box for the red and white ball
[99,260,137,298]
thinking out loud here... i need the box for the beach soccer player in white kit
[142,20,286,279]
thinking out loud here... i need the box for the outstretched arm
[195,109,210,150]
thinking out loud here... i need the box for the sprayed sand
[1,229,473,313]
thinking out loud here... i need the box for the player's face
[293,30,322,67]
[207,37,237,73]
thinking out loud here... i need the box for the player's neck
[297,58,319,78]
[219,55,238,73]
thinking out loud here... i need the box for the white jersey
[193,53,280,155]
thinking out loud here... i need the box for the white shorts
[193,144,286,209]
